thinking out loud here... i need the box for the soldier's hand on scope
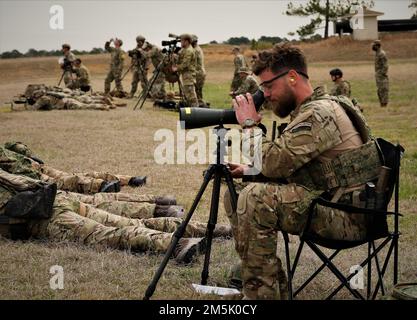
[232,93,262,127]
[227,163,249,178]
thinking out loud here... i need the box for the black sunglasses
[259,70,309,87]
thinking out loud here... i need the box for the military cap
[237,67,250,74]
[62,43,71,50]
[115,38,123,46]
[372,40,381,46]
[191,34,198,43]
[232,46,240,52]
[180,33,192,42]
[136,35,146,43]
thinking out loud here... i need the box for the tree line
[0,47,106,59]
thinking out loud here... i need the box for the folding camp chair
[283,138,404,300]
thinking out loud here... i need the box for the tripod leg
[222,165,238,212]
[144,165,217,300]
[201,166,223,285]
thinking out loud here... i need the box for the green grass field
[0,56,416,300]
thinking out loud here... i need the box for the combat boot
[128,176,147,187]
[174,237,206,264]
[155,195,176,205]
[154,205,184,218]
[99,180,121,193]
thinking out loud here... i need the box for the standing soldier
[191,35,206,106]
[372,40,389,107]
[69,58,91,92]
[60,44,76,88]
[172,34,198,108]
[143,42,167,100]
[329,68,351,97]
[231,46,248,92]
[128,35,149,98]
[104,38,125,95]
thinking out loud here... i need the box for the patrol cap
[232,46,240,52]
[329,68,343,77]
[115,38,123,46]
[191,34,198,43]
[62,43,71,50]
[180,33,193,42]
[238,67,250,74]
[136,35,146,43]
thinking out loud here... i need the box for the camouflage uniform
[231,53,248,91]
[0,170,228,254]
[0,144,135,194]
[129,46,149,97]
[146,45,166,100]
[375,48,389,106]
[62,51,76,87]
[69,64,91,91]
[194,44,206,104]
[22,84,117,111]
[330,80,351,97]
[177,46,198,108]
[233,74,259,96]
[104,41,125,94]
[224,88,382,299]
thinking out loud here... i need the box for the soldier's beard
[271,91,297,118]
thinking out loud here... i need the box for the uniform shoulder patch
[289,122,312,133]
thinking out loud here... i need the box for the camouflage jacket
[330,80,351,97]
[147,46,165,69]
[105,41,124,72]
[234,54,247,74]
[177,46,196,85]
[248,87,379,191]
[129,45,148,71]
[194,45,206,76]
[74,65,90,86]
[234,75,259,96]
[375,49,388,77]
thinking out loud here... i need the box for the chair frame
[283,144,403,300]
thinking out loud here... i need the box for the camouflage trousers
[150,72,166,100]
[224,182,368,300]
[39,165,132,194]
[105,69,123,94]
[231,73,243,92]
[64,191,157,219]
[376,75,389,106]
[130,68,148,96]
[195,73,206,104]
[63,71,73,88]
[182,84,198,108]
[29,192,209,253]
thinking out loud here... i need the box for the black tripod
[144,125,238,300]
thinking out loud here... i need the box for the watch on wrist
[242,118,257,129]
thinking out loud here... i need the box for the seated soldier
[0,170,231,263]
[329,68,351,97]
[1,142,147,194]
[225,44,382,299]
[229,67,259,98]
[68,59,91,92]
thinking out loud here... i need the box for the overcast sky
[0,0,415,53]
